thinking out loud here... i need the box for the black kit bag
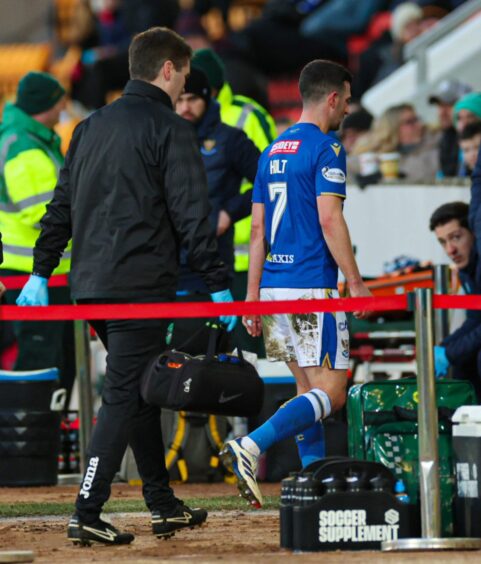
[141,323,264,417]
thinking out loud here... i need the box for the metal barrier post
[416,287,441,537]
[74,319,93,475]
[434,265,450,345]
[382,288,481,551]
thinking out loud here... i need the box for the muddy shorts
[260,288,349,369]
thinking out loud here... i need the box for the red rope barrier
[3,274,68,290]
[434,294,481,310]
[0,295,408,321]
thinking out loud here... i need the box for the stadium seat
[347,11,391,73]
[0,43,52,101]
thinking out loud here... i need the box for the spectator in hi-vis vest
[0,72,75,402]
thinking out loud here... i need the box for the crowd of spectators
[345,86,481,186]
[30,0,475,188]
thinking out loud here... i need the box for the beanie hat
[390,2,422,42]
[454,92,481,122]
[192,48,225,92]
[183,67,211,106]
[15,72,66,115]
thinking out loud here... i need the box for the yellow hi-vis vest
[0,104,71,273]
[217,83,277,272]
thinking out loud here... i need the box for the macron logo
[269,140,301,156]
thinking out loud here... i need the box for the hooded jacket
[443,247,481,362]
[178,100,260,293]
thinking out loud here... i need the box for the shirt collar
[123,79,173,109]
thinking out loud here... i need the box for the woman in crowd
[349,103,440,184]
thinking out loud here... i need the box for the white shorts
[260,288,349,369]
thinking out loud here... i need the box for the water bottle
[369,473,391,493]
[321,475,344,496]
[345,471,367,493]
[394,479,410,504]
[294,473,322,506]
[280,472,298,549]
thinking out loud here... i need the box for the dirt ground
[1,484,481,563]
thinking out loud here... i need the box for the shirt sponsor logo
[266,253,295,264]
[269,140,301,156]
[322,166,346,184]
[318,509,400,543]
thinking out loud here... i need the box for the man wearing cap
[172,67,260,349]
[0,72,75,399]
[428,78,472,177]
[192,47,276,355]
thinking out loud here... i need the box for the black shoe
[67,515,135,546]
[151,501,208,539]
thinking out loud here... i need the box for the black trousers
[75,309,177,522]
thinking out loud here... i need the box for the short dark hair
[459,121,481,141]
[341,108,373,134]
[299,60,352,104]
[429,201,469,231]
[129,27,192,81]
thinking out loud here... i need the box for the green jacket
[217,83,277,272]
[0,103,70,273]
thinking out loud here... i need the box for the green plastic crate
[347,378,477,536]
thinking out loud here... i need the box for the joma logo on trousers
[79,456,99,499]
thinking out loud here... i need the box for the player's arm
[243,202,265,336]
[317,195,371,318]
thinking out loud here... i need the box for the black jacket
[33,80,229,299]
[443,248,481,362]
[179,101,260,293]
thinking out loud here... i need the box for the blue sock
[295,421,325,468]
[245,389,331,455]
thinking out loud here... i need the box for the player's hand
[0,281,5,298]
[216,210,232,236]
[349,282,372,320]
[242,294,262,337]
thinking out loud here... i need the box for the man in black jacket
[16,27,235,546]
[172,67,260,351]
[430,202,481,399]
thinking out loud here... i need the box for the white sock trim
[240,436,260,457]
[305,388,332,420]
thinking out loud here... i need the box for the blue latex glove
[210,289,237,332]
[16,275,49,306]
[434,345,450,378]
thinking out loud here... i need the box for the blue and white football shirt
[252,123,347,289]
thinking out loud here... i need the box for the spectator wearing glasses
[350,103,440,184]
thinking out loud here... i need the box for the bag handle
[173,319,219,352]
[174,320,247,363]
